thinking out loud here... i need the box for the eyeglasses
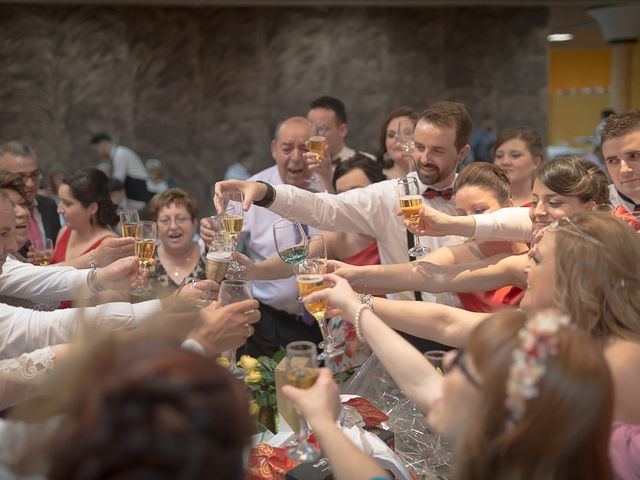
[448,349,480,388]
[157,216,193,227]
[17,169,43,183]
[547,217,604,248]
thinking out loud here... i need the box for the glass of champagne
[222,191,245,274]
[206,234,233,283]
[217,279,254,378]
[132,221,157,296]
[306,123,327,186]
[119,209,140,237]
[285,340,321,462]
[33,237,54,265]
[296,261,344,360]
[397,177,430,257]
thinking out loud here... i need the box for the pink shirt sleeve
[610,421,640,480]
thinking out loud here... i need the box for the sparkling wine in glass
[132,221,157,296]
[296,261,344,360]
[218,279,254,378]
[306,123,327,187]
[33,237,54,265]
[222,190,245,274]
[120,209,140,237]
[286,340,321,462]
[397,177,430,257]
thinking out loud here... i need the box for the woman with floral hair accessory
[285,299,613,480]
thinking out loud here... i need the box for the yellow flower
[244,370,262,384]
[215,356,230,369]
[248,399,260,416]
[238,355,259,371]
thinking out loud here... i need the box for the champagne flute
[218,279,254,378]
[33,238,54,265]
[285,340,321,462]
[307,233,328,273]
[119,209,140,237]
[306,123,327,187]
[296,260,344,360]
[132,221,157,296]
[221,191,245,273]
[397,177,430,257]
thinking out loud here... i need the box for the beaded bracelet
[354,303,370,343]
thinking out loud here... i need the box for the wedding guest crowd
[0,99,639,480]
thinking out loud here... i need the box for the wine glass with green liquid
[273,218,309,265]
[273,218,309,302]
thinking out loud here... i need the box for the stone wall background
[0,5,548,212]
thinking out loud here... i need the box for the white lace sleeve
[0,347,56,410]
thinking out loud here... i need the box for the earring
[90,214,95,226]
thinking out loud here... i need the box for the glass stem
[317,315,333,352]
[414,233,422,248]
[297,412,311,440]
[229,349,237,370]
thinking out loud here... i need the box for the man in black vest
[0,141,60,257]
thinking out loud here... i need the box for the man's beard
[416,163,442,186]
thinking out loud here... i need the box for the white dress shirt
[268,171,463,305]
[111,145,149,182]
[0,300,161,360]
[472,207,533,243]
[0,257,90,301]
[242,166,320,315]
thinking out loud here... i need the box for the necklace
[160,246,195,278]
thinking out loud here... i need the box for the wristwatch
[252,181,275,207]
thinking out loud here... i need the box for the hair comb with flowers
[504,312,570,429]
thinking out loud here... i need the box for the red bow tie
[422,188,453,200]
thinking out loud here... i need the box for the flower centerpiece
[238,351,285,433]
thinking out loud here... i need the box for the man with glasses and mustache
[0,141,60,258]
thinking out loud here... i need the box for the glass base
[408,245,430,258]
[318,345,345,361]
[287,440,321,463]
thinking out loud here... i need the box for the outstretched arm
[304,275,444,413]
[334,251,526,295]
[370,297,490,348]
[283,368,390,480]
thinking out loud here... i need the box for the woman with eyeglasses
[52,168,118,266]
[147,188,208,297]
[284,303,614,480]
